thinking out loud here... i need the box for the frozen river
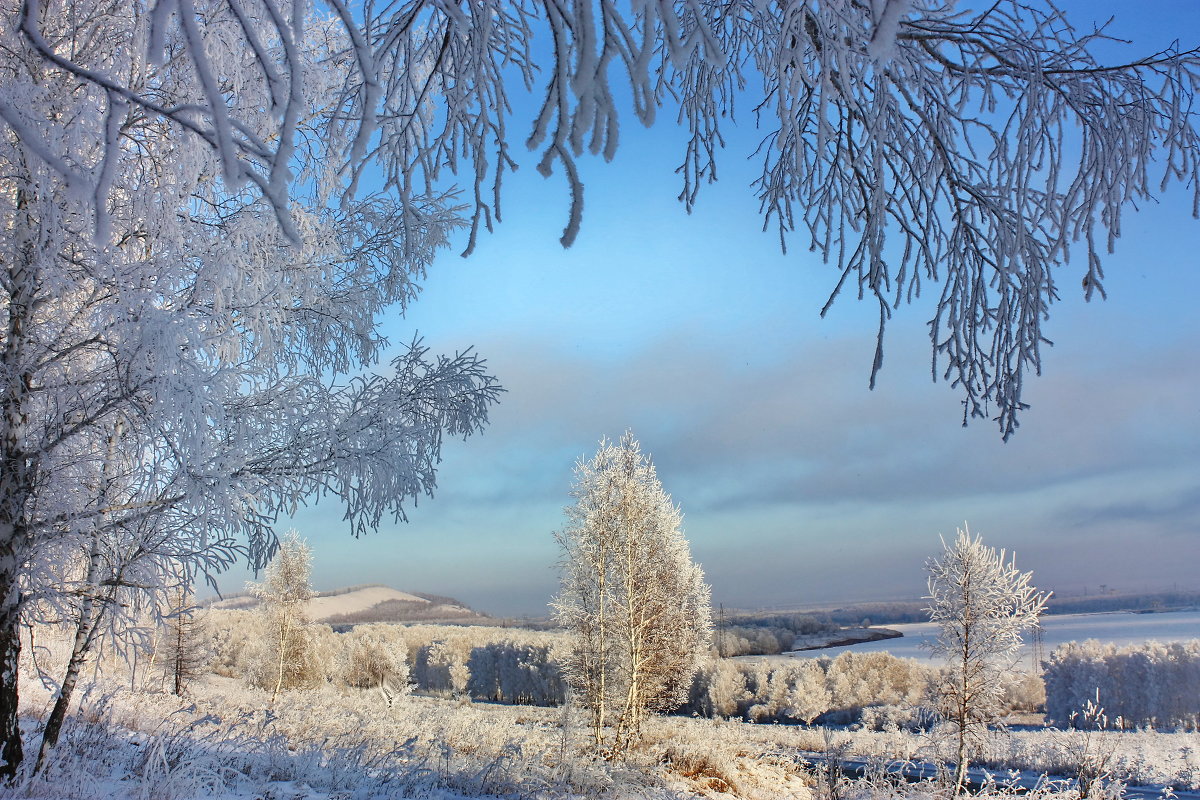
[787,609,1200,668]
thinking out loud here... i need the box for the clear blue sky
[214,0,1200,617]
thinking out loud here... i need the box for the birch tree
[925,525,1049,796]
[553,432,711,758]
[250,531,314,704]
[0,0,499,774]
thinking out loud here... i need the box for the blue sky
[214,1,1200,617]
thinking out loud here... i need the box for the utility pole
[717,604,726,658]
[1031,621,1045,676]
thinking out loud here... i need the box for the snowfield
[210,585,477,623]
[305,586,431,621]
[9,663,1200,800]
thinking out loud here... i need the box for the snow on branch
[675,0,1200,436]
[12,0,1200,436]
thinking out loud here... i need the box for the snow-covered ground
[305,586,429,620]
[210,585,475,623]
[10,612,1200,800]
[10,668,1200,800]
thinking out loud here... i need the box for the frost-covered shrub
[207,609,263,678]
[341,624,410,695]
[1000,671,1046,713]
[717,626,796,657]
[779,661,834,723]
[403,624,570,704]
[1044,639,1200,730]
[686,652,931,725]
[740,661,831,724]
[244,621,338,692]
[823,651,930,715]
[412,637,473,695]
[690,660,749,719]
[859,703,937,732]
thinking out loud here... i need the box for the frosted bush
[690,659,748,719]
[1044,640,1200,730]
[825,651,931,713]
[860,703,937,733]
[685,652,931,725]
[205,609,262,678]
[244,621,337,692]
[467,641,565,706]
[1000,671,1046,714]
[341,623,411,696]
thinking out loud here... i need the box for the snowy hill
[208,584,486,624]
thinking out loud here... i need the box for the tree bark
[35,534,107,772]
[0,564,23,779]
[0,174,41,778]
[35,619,92,772]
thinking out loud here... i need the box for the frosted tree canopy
[13,0,1200,437]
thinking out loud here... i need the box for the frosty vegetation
[11,0,1200,440]
[247,531,315,704]
[4,0,1200,785]
[553,432,712,758]
[0,0,503,774]
[1044,640,1200,731]
[3,527,1196,798]
[13,603,1200,800]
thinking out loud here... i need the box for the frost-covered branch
[13,0,1200,435]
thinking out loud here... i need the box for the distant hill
[207,584,488,625]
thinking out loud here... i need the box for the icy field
[798,610,1200,666]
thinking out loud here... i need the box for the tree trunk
[954,574,973,797]
[172,605,186,696]
[0,566,22,780]
[34,622,92,773]
[271,615,289,705]
[36,528,107,771]
[0,161,43,779]
[954,708,967,796]
[594,562,606,751]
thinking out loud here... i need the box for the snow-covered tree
[249,531,315,704]
[0,0,499,773]
[553,432,711,757]
[160,584,209,698]
[925,525,1049,795]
